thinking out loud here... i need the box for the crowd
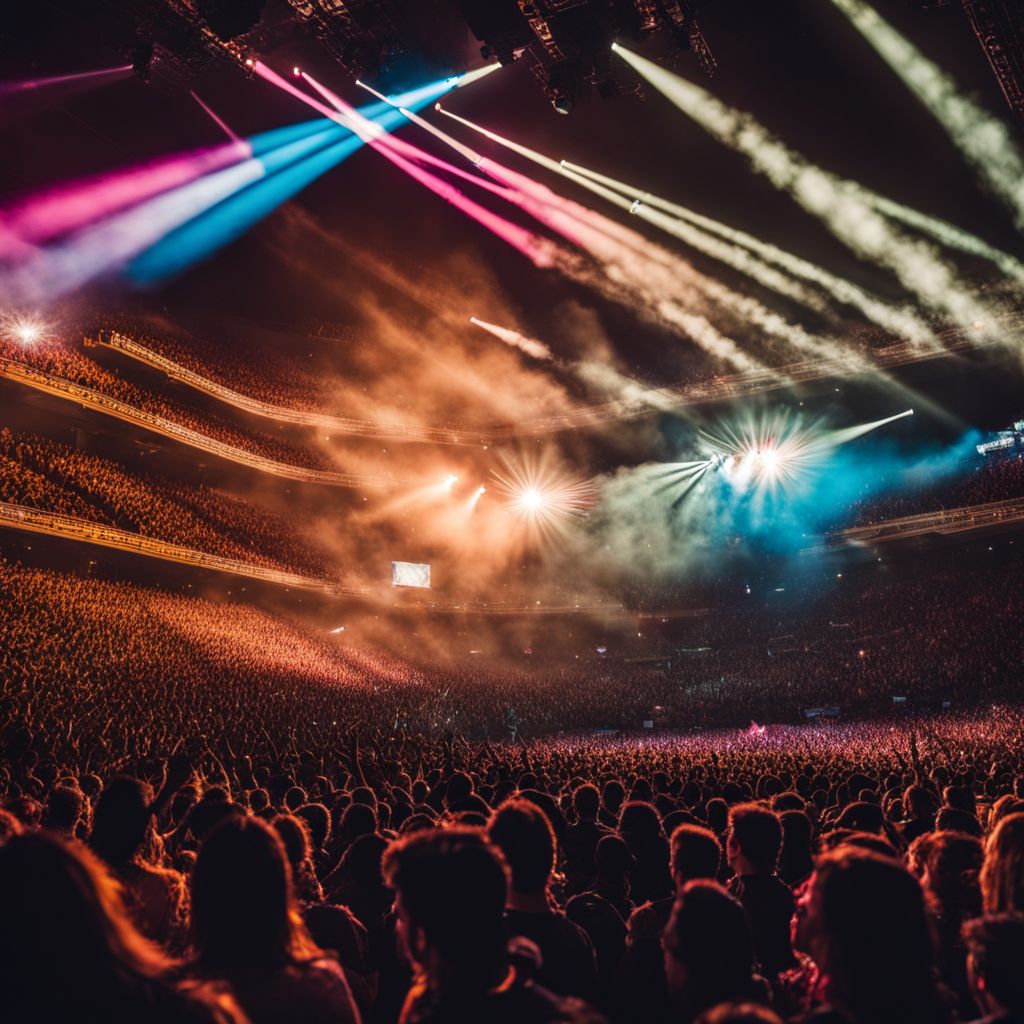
[3,656,1024,1023]
[2,519,1024,1023]
[0,430,331,577]
[846,454,1024,527]
[98,319,329,414]
[0,335,334,472]
[2,544,1023,752]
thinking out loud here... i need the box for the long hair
[191,814,322,972]
[981,812,1024,914]
[810,848,951,1024]
[0,832,175,1011]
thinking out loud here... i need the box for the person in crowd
[488,798,600,1003]
[962,913,1024,1024]
[777,811,815,890]
[272,813,324,903]
[801,847,953,1024]
[564,784,611,892]
[599,781,625,830]
[44,783,85,838]
[90,773,189,947]
[662,881,770,1023]
[382,825,601,1023]
[726,803,798,977]
[618,824,723,1022]
[588,833,637,921]
[0,831,239,1023]
[901,786,938,844]
[189,815,361,1024]
[980,813,1024,914]
[618,801,673,906]
[909,830,983,1018]
[443,770,490,817]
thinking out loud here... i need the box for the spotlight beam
[0,64,131,95]
[698,406,914,502]
[825,408,914,446]
[0,138,255,258]
[355,79,484,164]
[860,191,1024,281]
[452,62,502,88]
[559,159,935,343]
[431,108,778,372]
[1,124,347,304]
[552,162,849,362]
[611,43,1002,344]
[436,106,854,367]
[257,65,556,266]
[190,90,240,143]
[128,87,459,285]
[554,164,827,315]
[829,0,1024,231]
[469,317,554,360]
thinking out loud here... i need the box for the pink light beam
[253,62,555,267]
[0,140,251,260]
[190,91,241,142]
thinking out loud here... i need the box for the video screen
[392,561,431,589]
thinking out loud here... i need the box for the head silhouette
[808,847,949,1024]
[191,814,319,972]
[384,825,508,987]
[90,776,152,867]
[488,798,554,896]
[0,832,177,1017]
[663,880,759,1017]
[981,812,1024,914]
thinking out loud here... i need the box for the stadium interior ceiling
[3,0,1024,657]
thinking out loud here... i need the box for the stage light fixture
[5,315,48,346]
[551,91,574,115]
[129,39,154,82]
[520,487,545,511]
[546,64,576,115]
[197,0,266,42]
[759,447,781,475]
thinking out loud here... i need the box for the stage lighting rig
[282,0,407,79]
[196,0,266,42]
[546,61,578,114]
[458,0,714,113]
[98,0,269,91]
[961,0,1024,123]
[129,37,155,81]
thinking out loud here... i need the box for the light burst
[697,406,914,498]
[2,313,51,346]
[490,452,596,544]
[700,408,830,496]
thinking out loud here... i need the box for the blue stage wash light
[247,117,341,156]
[127,82,451,284]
